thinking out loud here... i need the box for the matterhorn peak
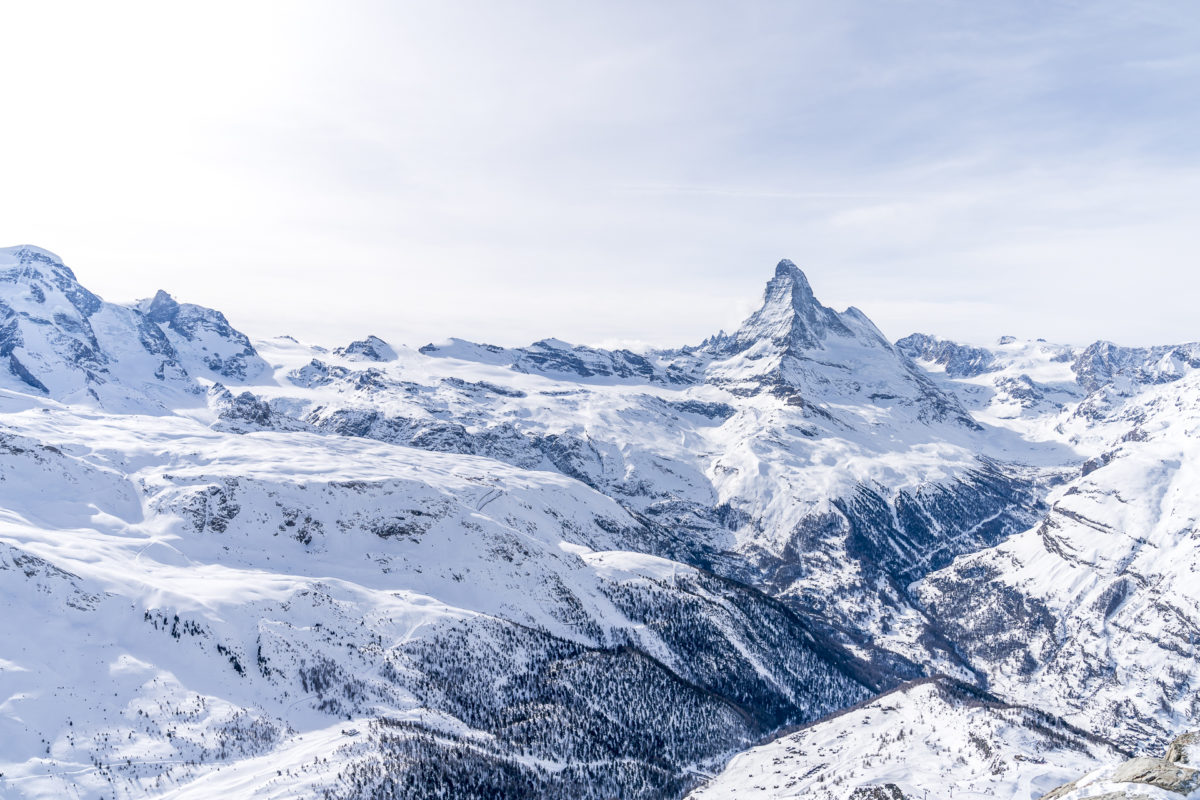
[769,258,819,311]
[773,257,804,279]
[719,258,850,353]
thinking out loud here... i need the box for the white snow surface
[688,679,1124,800]
[915,365,1200,748]
[2,247,1200,799]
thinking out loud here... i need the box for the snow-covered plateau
[0,243,1197,799]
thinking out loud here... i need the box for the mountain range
[0,243,1196,800]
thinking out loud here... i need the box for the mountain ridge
[1,245,1197,800]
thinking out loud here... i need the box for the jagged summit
[131,288,267,382]
[140,289,181,323]
[335,334,397,362]
[698,259,975,426]
[721,260,877,355]
[773,257,807,280]
[0,248,269,408]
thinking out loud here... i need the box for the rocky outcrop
[1041,733,1200,799]
[334,334,396,362]
[1107,758,1200,794]
[138,288,268,381]
[1072,340,1200,394]
[1165,731,1200,766]
[895,332,996,378]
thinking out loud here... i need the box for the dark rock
[895,333,995,378]
[335,335,396,362]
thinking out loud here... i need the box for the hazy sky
[3,2,1199,349]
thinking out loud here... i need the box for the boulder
[1165,731,1200,766]
[1108,756,1200,794]
[1041,754,1200,799]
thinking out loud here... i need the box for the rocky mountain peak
[696,260,977,428]
[723,259,854,354]
[334,335,397,362]
[773,257,815,294]
[0,244,102,317]
[1,244,66,267]
[768,258,820,315]
[132,287,267,381]
[141,289,181,324]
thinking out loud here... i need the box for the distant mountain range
[1,243,1196,800]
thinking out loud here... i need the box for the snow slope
[696,331,1200,798]
[687,677,1126,800]
[2,245,1198,799]
[0,403,866,799]
[918,364,1200,749]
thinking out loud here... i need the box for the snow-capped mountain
[696,329,1200,798]
[1,244,1198,800]
[0,245,266,412]
[701,260,977,430]
[135,288,269,383]
[917,351,1200,750]
[417,259,1058,684]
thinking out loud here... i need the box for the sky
[2,1,1199,349]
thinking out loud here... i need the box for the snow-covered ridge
[0,245,267,412]
[3,245,1200,799]
[688,676,1128,800]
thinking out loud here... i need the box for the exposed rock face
[1107,758,1200,794]
[136,288,268,381]
[1073,340,1200,394]
[1165,731,1200,766]
[7,246,1200,800]
[895,332,996,378]
[1041,734,1200,800]
[0,245,192,407]
[719,259,859,353]
[207,384,278,430]
[334,334,396,362]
